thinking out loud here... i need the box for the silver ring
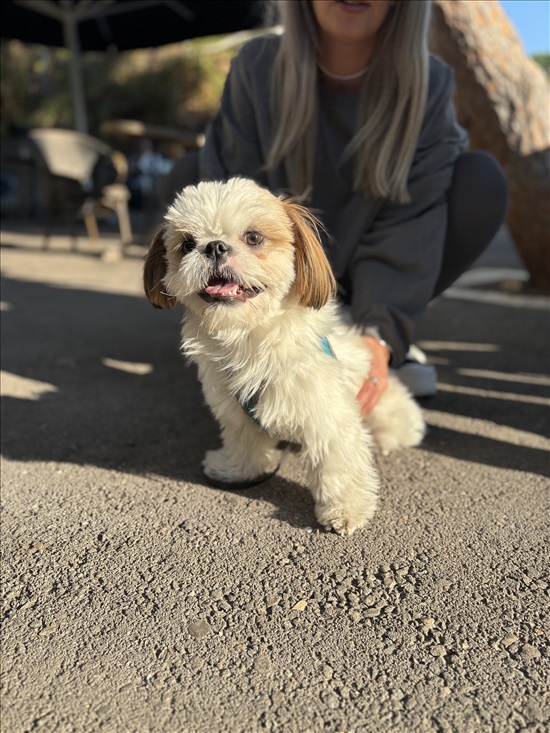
[368,376,379,386]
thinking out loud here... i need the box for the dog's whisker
[162,272,180,296]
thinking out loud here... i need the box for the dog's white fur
[144,178,425,535]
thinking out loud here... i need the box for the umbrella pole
[62,12,88,134]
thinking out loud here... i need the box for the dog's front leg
[304,420,380,536]
[203,399,280,485]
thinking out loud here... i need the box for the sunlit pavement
[2,219,548,732]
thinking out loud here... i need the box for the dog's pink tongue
[205,282,241,298]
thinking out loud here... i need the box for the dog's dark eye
[244,230,264,247]
[181,236,196,254]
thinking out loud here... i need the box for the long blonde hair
[265,0,431,204]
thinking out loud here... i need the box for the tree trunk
[430,0,550,291]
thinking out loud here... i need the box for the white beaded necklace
[318,61,370,81]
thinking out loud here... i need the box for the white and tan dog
[144,178,425,535]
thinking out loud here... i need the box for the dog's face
[144,178,335,329]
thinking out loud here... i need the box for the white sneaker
[395,346,437,397]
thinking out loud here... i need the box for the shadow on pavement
[422,425,549,477]
[417,294,549,476]
[2,271,549,500]
[0,271,319,528]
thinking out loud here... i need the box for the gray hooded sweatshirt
[198,34,468,365]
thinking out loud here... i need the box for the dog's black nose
[204,240,230,261]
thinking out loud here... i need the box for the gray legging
[433,150,507,296]
[163,150,508,300]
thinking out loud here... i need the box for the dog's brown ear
[143,227,176,309]
[282,201,336,309]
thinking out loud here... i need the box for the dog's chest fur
[180,304,370,441]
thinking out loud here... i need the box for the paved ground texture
[1,222,549,733]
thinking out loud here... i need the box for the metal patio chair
[29,128,132,249]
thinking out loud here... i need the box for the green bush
[532,53,550,75]
[0,38,236,138]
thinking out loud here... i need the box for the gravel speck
[501,635,519,648]
[254,655,271,674]
[188,620,213,639]
[523,700,544,723]
[323,692,339,709]
[519,644,540,660]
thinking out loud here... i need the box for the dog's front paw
[203,448,280,485]
[315,497,377,536]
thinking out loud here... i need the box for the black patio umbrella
[1,0,267,132]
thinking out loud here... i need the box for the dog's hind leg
[364,376,426,454]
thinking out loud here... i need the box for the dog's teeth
[204,282,241,298]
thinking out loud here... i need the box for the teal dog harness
[238,335,336,427]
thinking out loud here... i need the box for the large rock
[430,0,550,291]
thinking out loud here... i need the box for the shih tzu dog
[144,178,425,535]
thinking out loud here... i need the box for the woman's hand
[357,336,391,415]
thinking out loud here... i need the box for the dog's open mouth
[200,275,263,304]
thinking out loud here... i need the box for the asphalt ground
[1,218,549,733]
